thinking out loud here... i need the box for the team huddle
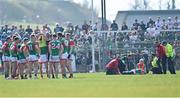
[1,32,75,79]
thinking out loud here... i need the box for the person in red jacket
[106,57,120,75]
[155,41,166,74]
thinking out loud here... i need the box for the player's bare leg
[54,62,59,78]
[11,61,18,79]
[49,62,55,78]
[19,63,25,79]
[33,61,39,79]
[66,59,73,78]
[39,63,43,78]
[60,60,67,78]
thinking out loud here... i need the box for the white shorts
[50,56,60,62]
[2,56,11,62]
[38,54,48,63]
[11,57,18,62]
[28,55,38,62]
[61,52,68,60]
[18,59,27,64]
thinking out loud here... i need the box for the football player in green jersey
[49,34,63,78]
[18,38,29,79]
[2,37,12,79]
[10,37,20,79]
[60,33,74,78]
[27,34,39,79]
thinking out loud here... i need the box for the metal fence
[75,29,180,72]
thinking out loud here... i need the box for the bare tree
[143,0,148,10]
[158,0,162,10]
[131,0,141,10]
[167,1,170,10]
[172,0,175,10]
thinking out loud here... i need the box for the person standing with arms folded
[163,41,176,74]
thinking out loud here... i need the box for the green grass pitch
[0,72,180,97]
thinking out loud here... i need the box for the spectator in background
[92,22,98,31]
[167,17,174,29]
[3,25,10,33]
[161,19,168,30]
[54,23,64,33]
[74,25,81,37]
[101,23,109,31]
[147,17,155,28]
[0,26,4,33]
[11,25,15,33]
[129,32,138,43]
[121,22,128,30]
[88,20,93,30]
[42,26,49,34]
[138,25,145,41]
[174,16,180,29]
[167,17,175,40]
[25,25,33,35]
[14,26,18,33]
[82,20,89,34]
[140,21,146,31]
[18,25,25,37]
[1,32,8,42]
[110,20,118,31]
[44,24,52,33]
[146,24,156,40]
[66,22,74,34]
[132,19,140,30]
[155,17,162,30]
[34,26,40,34]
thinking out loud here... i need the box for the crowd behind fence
[1,15,180,73]
[75,30,180,72]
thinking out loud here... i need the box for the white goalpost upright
[91,0,96,73]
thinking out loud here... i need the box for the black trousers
[151,67,162,74]
[157,57,167,74]
[106,68,118,75]
[167,57,176,74]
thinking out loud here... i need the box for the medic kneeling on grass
[106,56,126,75]
[106,55,146,75]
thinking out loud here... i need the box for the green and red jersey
[18,44,27,60]
[27,41,37,55]
[62,38,75,54]
[10,42,18,57]
[49,40,60,56]
[2,42,11,56]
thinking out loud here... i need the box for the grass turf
[0,72,180,97]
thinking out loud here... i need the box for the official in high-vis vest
[163,41,176,74]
